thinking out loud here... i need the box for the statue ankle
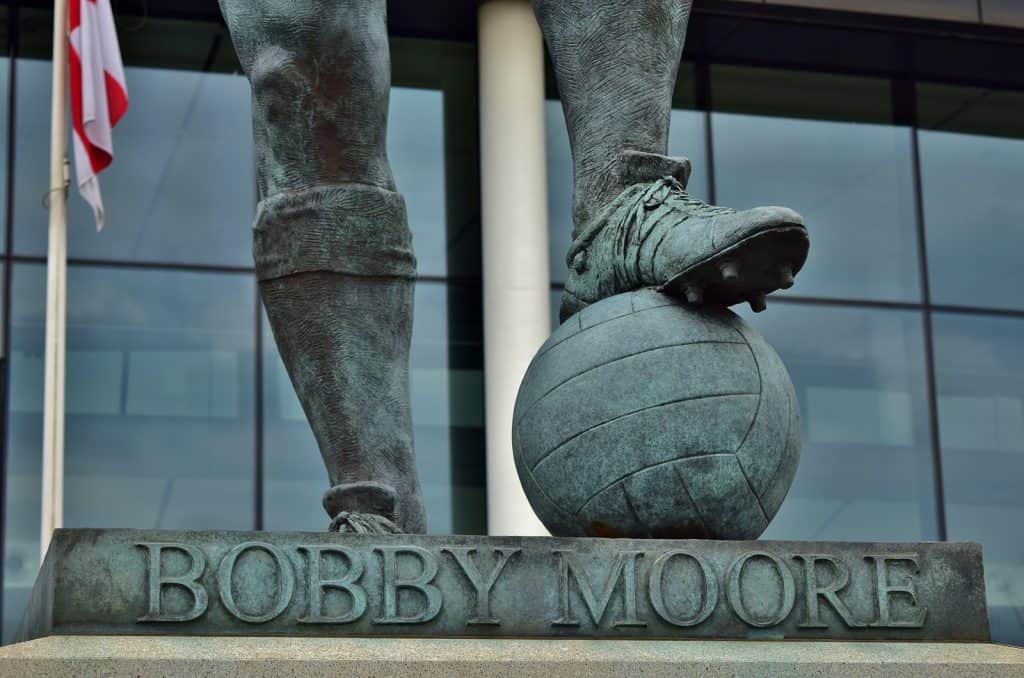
[323,481,398,526]
[617,149,691,188]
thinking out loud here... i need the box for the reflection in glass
[917,83,1024,139]
[2,264,255,642]
[14,60,254,266]
[714,114,921,302]
[390,87,447,278]
[933,313,1024,646]
[13,60,448,275]
[737,303,938,542]
[920,130,1024,311]
[545,102,708,285]
[711,66,893,125]
[262,282,486,535]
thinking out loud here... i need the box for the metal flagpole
[42,0,70,559]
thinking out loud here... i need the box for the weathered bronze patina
[17,530,987,643]
[218,0,809,534]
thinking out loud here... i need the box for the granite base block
[1,636,1023,677]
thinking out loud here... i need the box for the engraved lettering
[297,545,366,624]
[136,542,208,622]
[866,554,927,628]
[442,547,520,625]
[217,542,295,623]
[726,551,795,628]
[373,546,443,624]
[794,554,865,629]
[551,550,646,627]
[648,549,718,627]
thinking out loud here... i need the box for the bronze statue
[217,0,809,534]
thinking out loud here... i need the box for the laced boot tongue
[617,150,692,189]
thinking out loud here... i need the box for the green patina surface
[17,529,987,643]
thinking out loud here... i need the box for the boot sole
[558,224,808,323]
[659,224,809,311]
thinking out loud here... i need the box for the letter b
[136,542,209,622]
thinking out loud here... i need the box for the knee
[219,0,324,74]
[248,45,308,117]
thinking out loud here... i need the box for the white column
[478,0,550,536]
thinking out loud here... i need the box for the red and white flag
[68,0,127,230]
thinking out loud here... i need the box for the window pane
[2,264,255,642]
[546,104,709,285]
[918,83,1024,140]
[919,129,1024,311]
[13,58,255,266]
[391,38,480,280]
[390,87,447,278]
[262,281,486,535]
[714,114,921,302]
[711,66,893,125]
[933,312,1024,646]
[737,303,939,542]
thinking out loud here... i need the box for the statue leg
[220,0,426,533]
[533,0,809,322]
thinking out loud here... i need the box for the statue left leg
[533,0,809,322]
[220,0,427,534]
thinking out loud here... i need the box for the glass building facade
[0,0,1022,647]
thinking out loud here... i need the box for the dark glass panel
[918,83,1024,139]
[13,58,255,266]
[711,66,893,125]
[2,263,255,643]
[919,128,1024,310]
[933,312,1024,646]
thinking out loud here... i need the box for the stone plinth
[0,636,1022,677]
[17,529,989,643]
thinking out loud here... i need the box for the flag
[68,0,127,230]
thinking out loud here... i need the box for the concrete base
[0,636,1022,677]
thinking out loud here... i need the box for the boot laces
[566,176,732,275]
[610,177,733,288]
[640,176,733,217]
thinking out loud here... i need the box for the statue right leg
[219,0,426,533]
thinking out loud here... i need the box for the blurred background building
[0,0,1021,646]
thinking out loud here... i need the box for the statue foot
[323,481,404,534]
[560,151,809,323]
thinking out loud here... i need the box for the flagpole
[42,0,70,559]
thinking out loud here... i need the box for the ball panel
[620,463,710,538]
[531,394,759,513]
[516,343,759,468]
[514,446,580,536]
[759,383,802,519]
[627,288,691,314]
[518,305,744,419]
[575,483,648,538]
[675,454,769,540]
[513,290,800,541]
[732,319,801,518]
[543,308,583,351]
[575,288,643,329]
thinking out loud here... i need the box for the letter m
[552,549,645,628]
